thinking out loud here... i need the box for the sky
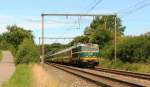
[0,0,150,44]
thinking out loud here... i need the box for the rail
[47,63,146,87]
[95,67,150,80]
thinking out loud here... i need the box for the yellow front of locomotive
[79,44,100,67]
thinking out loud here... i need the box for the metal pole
[39,37,41,54]
[114,14,117,63]
[42,13,115,17]
[105,17,107,30]
[41,14,44,64]
[39,37,40,46]
[39,37,74,39]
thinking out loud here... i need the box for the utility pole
[114,14,117,63]
[105,17,107,30]
[39,37,40,46]
[41,14,44,64]
[39,37,41,55]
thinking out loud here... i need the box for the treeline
[45,16,150,64]
[0,25,39,64]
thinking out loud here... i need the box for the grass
[2,64,59,87]
[2,64,33,87]
[32,64,59,87]
[0,51,2,61]
[99,58,150,73]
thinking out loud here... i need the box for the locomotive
[46,43,100,67]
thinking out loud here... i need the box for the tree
[2,25,34,50]
[69,35,89,46]
[44,43,66,55]
[16,38,40,64]
[84,16,125,48]
[103,35,150,63]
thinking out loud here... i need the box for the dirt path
[0,51,15,87]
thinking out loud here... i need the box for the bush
[16,39,40,64]
[0,40,16,56]
[0,51,2,61]
[99,59,150,73]
[102,35,150,63]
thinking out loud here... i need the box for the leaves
[2,25,33,50]
[16,38,40,64]
[104,34,150,63]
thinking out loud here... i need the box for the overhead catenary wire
[118,0,146,13]
[60,0,103,36]
[86,0,103,13]
[85,0,97,9]
[120,0,150,17]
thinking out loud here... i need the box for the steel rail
[48,63,145,87]
[95,67,150,80]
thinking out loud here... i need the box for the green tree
[104,35,150,63]
[16,38,40,64]
[2,25,34,50]
[84,16,125,48]
[44,43,66,55]
[69,35,89,46]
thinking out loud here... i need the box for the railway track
[95,67,150,80]
[48,63,149,87]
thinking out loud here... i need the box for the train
[45,43,100,67]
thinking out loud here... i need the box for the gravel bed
[44,64,100,87]
[71,66,150,86]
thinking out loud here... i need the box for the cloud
[17,20,69,30]
[0,15,13,21]
[0,15,15,34]
[0,25,7,34]
[0,15,72,34]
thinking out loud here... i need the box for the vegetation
[0,51,2,61]
[101,34,150,63]
[0,25,34,56]
[0,25,40,86]
[16,39,40,64]
[0,25,39,64]
[32,64,59,87]
[2,64,33,87]
[69,16,125,48]
[45,16,125,57]
[2,25,33,49]
[100,59,150,73]
[44,43,66,55]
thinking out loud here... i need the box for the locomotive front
[79,44,99,67]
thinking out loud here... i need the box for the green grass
[99,59,150,73]
[0,51,2,61]
[2,64,33,87]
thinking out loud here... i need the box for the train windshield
[80,44,99,51]
[79,44,99,57]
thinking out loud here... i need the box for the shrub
[99,59,150,73]
[102,35,150,63]
[16,38,40,64]
[0,51,2,61]
[0,40,16,56]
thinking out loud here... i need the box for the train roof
[49,43,98,56]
